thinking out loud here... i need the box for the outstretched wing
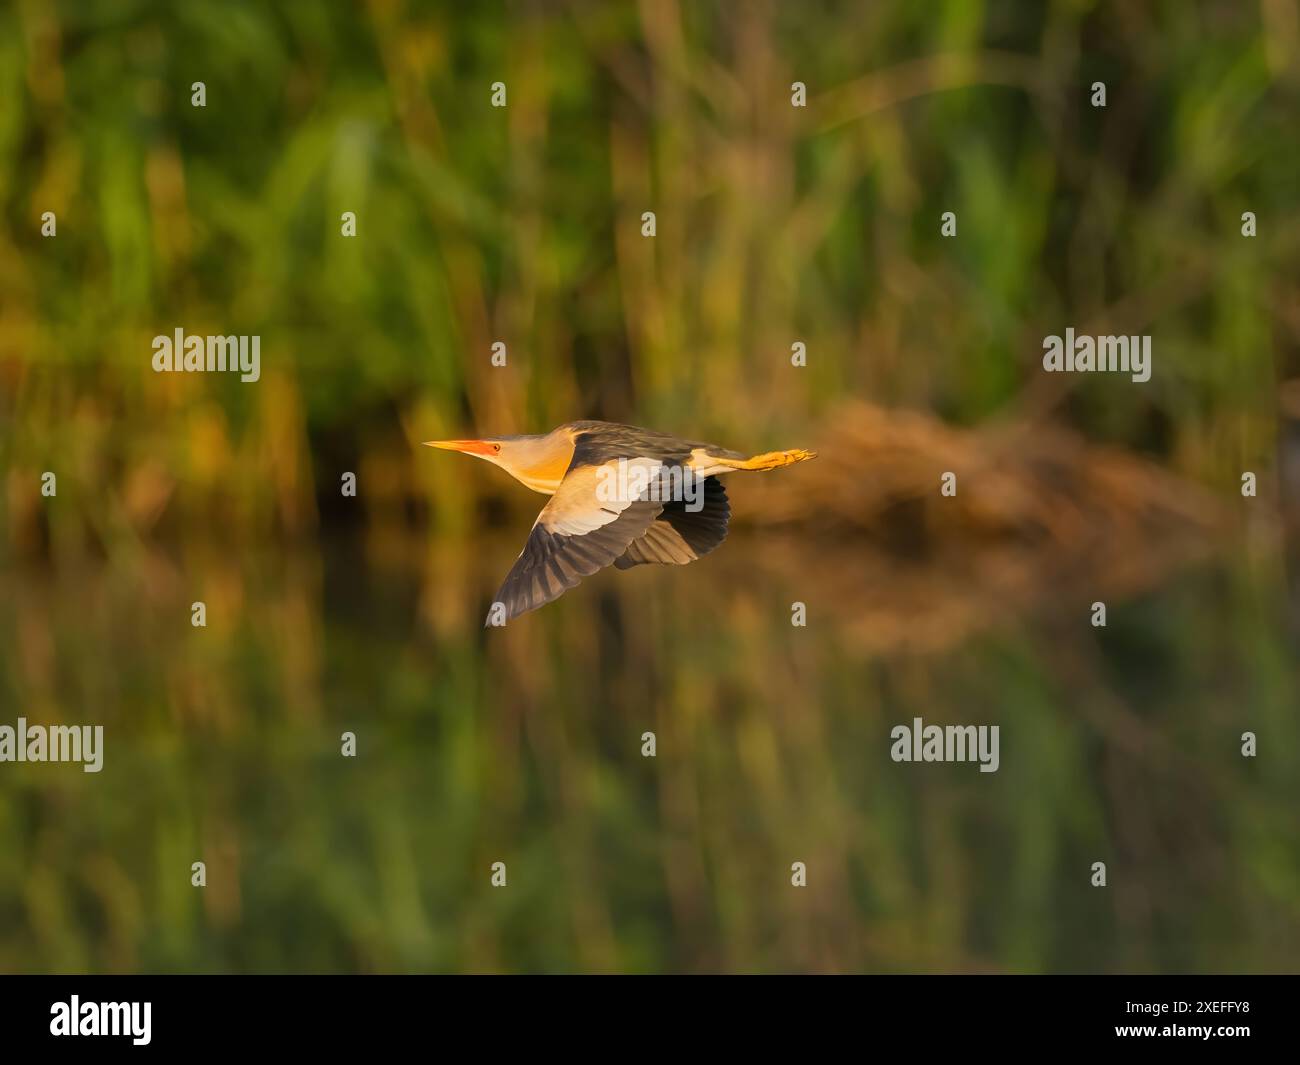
[615,476,730,568]
[489,459,664,623]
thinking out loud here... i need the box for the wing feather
[615,476,730,569]
[489,459,665,623]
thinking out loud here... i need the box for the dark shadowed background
[1,0,1298,973]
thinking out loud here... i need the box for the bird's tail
[714,447,817,472]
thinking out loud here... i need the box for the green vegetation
[1,1,1297,973]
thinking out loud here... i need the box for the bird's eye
[493,443,502,453]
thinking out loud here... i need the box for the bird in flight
[424,421,816,624]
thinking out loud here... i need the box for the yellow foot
[721,447,818,472]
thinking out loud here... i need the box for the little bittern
[424,421,816,623]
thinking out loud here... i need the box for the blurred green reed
[0,1,1298,972]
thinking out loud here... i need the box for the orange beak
[423,439,497,456]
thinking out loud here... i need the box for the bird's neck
[504,430,576,494]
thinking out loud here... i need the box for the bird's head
[423,430,574,494]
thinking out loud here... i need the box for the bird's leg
[711,448,817,472]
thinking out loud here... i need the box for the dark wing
[565,421,743,466]
[615,476,730,568]
[488,459,664,624]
